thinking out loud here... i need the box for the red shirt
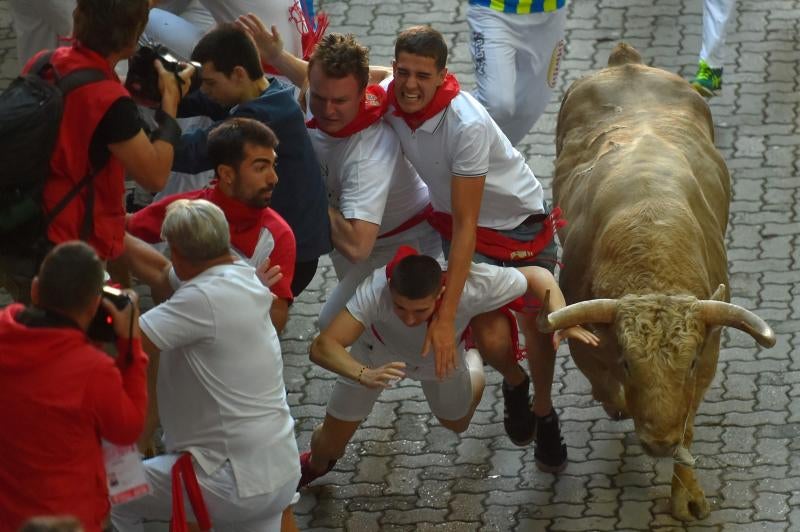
[0,305,148,531]
[26,45,132,260]
[127,184,297,301]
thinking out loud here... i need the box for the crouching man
[111,199,299,531]
[301,247,598,486]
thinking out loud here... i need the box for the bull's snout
[640,436,680,458]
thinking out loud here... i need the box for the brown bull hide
[553,43,732,521]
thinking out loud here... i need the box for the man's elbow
[338,240,375,263]
[309,335,324,364]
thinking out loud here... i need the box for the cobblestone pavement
[1,0,798,530]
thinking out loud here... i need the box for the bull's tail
[608,42,643,67]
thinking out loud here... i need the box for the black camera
[125,40,200,107]
[88,286,131,343]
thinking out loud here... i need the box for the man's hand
[256,257,283,289]
[552,325,600,351]
[237,14,283,63]
[156,60,195,115]
[101,289,141,341]
[422,313,457,380]
[359,362,406,389]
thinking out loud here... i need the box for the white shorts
[326,342,475,423]
[111,455,299,532]
[468,5,566,145]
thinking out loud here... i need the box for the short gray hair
[161,199,230,261]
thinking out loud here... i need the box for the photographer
[28,0,193,263]
[0,242,148,532]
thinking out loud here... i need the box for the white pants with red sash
[110,453,298,532]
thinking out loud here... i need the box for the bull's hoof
[671,478,710,521]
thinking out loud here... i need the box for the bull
[538,43,776,521]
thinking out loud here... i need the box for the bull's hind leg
[671,462,710,520]
[568,342,629,419]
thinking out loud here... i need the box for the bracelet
[151,108,182,149]
[357,366,367,384]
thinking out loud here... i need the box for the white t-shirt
[309,120,430,234]
[346,262,528,380]
[381,79,545,230]
[139,261,299,497]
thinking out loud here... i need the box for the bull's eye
[690,358,697,370]
[622,359,630,374]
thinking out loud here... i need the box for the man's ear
[437,66,448,86]
[232,65,250,83]
[437,285,446,299]
[392,59,398,75]
[217,164,236,185]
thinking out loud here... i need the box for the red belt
[378,204,433,239]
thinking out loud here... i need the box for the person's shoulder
[261,207,294,238]
[449,92,491,127]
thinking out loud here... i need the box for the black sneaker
[502,373,536,446]
[534,409,567,473]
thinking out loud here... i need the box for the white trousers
[700,0,735,68]
[110,454,299,532]
[467,5,566,146]
[145,0,304,61]
[9,0,75,66]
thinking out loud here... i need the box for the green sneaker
[690,59,723,98]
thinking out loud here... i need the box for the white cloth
[9,0,74,66]
[139,261,299,497]
[701,0,735,68]
[110,455,299,532]
[346,262,528,381]
[381,82,545,230]
[326,342,476,422]
[145,0,304,61]
[467,5,566,146]
[309,121,430,234]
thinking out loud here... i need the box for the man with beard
[127,118,294,332]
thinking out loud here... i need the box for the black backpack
[0,51,106,275]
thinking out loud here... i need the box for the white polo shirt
[139,261,299,497]
[309,120,431,235]
[346,262,528,380]
[382,80,545,230]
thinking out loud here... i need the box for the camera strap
[15,306,81,331]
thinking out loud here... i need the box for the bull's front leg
[671,461,710,520]
[669,421,709,520]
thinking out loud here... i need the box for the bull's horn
[698,301,776,348]
[537,298,617,333]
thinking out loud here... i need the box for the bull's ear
[709,284,726,301]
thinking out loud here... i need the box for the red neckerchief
[204,183,263,257]
[306,85,386,138]
[386,73,460,131]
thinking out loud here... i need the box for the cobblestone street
[1,0,798,530]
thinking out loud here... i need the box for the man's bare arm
[328,207,380,263]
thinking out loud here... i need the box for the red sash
[306,85,386,137]
[385,73,460,131]
[428,207,566,263]
[378,204,433,239]
[170,453,212,532]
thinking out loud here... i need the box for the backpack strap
[58,68,108,95]
[28,51,56,77]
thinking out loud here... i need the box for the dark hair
[308,33,370,91]
[394,26,448,71]
[207,118,278,172]
[191,23,263,80]
[37,242,104,314]
[389,255,442,299]
[73,0,149,57]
